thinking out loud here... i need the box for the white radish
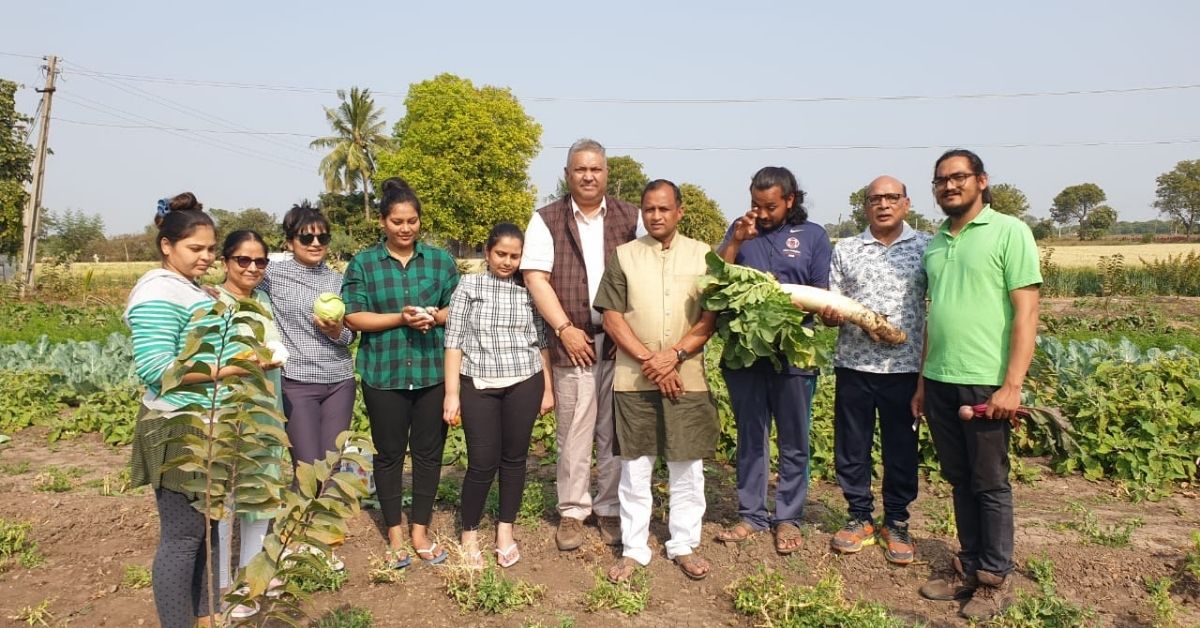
[777,284,907,345]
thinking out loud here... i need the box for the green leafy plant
[444,563,545,614]
[290,557,348,593]
[313,605,374,628]
[1185,531,1200,581]
[699,252,824,370]
[6,598,53,626]
[33,468,76,493]
[728,566,906,627]
[1144,576,1177,627]
[991,556,1095,627]
[0,518,42,572]
[517,480,550,526]
[1058,502,1143,547]
[583,568,651,616]
[121,564,152,590]
[0,460,30,475]
[925,500,957,537]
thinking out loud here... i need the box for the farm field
[1038,242,1200,267]
[0,277,1198,626]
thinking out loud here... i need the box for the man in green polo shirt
[915,149,1041,621]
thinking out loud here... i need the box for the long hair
[750,167,807,224]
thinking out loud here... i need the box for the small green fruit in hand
[314,292,345,322]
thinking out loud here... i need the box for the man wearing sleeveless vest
[593,179,719,582]
[522,139,640,550]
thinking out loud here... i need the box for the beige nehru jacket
[604,234,712,392]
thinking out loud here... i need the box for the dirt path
[0,429,1197,627]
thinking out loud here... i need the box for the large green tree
[1079,204,1118,240]
[0,79,34,258]
[40,209,105,259]
[1154,160,1200,240]
[678,183,728,245]
[376,73,542,249]
[209,207,283,251]
[1050,183,1107,239]
[848,185,869,231]
[990,183,1030,217]
[311,87,390,222]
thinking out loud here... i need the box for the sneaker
[960,569,1013,620]
[556,516,585,551]
[830,519,876,554]
[226,587,259,619]
[596,515,622,546]
[919,556,977,601]
[881,521,915,565]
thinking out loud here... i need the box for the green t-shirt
[922,206,1042,386]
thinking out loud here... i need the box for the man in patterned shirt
[822,175,930,565]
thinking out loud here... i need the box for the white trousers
[217,515,269,590]
[619,456,705,565]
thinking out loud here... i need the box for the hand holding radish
[819,304,845,327]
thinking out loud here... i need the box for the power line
[53,117,318,138]
[59,65,1200,105]
[0,51,46,60]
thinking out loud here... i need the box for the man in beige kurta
[593,179,719,582]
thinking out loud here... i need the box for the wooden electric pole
[19,55,59,298]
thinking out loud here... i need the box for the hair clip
[156,198,170,218]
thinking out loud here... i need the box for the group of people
[125,139,1040,625]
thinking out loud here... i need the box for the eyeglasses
[297,232,331,246]
[230,256,269,269]
[932,172,977,188]
[866,193,906,206]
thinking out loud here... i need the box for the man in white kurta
[593,179,719,582]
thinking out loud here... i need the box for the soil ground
[1,427,1197,627]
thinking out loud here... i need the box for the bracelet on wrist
[554,321,573,338]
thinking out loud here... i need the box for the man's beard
[939,202,969,218]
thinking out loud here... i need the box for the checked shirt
[342,241,460,390]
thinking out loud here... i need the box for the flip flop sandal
[463,550,484,570]
[673,553,712,581]
[716,521,762,544]
[386,549,413,570]
[773,523,804,555]
[606,557,639,584]
[495,543,521,568]
[415,542,448,565]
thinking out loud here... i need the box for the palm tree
[310,87,390,221]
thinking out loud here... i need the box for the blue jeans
[723,366,816,530]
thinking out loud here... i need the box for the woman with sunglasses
[260,205,356,532]
[343,178,459,568]
[214,229,285,619]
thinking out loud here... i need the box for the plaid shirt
[343,242,460,390]
[260,258,356,384]
[445,271,547,379]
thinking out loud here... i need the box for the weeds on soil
[33,467,76,492]
[925,500,957,537]
[444,563,545,614]
[366,552,405,585]
[991,556,1095,627]
[121,564,152,590]
[728,566,906,627]
[292,558,348,593]
[1059,502,1144,547]
[521,614,576,628]
[0,460,30,475]
[0,518,43,571]
[583,568,651,616]
[313,605,374,628]
[6,598,53,626]
[1144,576,1177,627]
[1184,531,1200,581]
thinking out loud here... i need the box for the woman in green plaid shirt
[342,178,460,568]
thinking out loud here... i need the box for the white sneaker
[226,587,259,619]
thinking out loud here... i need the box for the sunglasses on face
[297,232,331,246]
[229,256,269,269]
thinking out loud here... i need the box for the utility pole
[19,55,59,298]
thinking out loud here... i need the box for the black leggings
[153,488,220,628]
[361,383,447,528]
[460,374,544,531]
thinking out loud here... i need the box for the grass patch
[1058,502,1144,547]
[992,556,1095,627]
[33,468,79,493]
[444,563,545,614]
[6,598,53,626]
[121,564,151,590]
[924,500,956,537]
[313,605,373,628]
[290,558,348,593]
[0,460,31,475]
[0,518,43,571]
[1185,531,1200,581]
[517,481,551,526]
[583,568,651,616]
[366,552,405,585]
[728,567,906,627]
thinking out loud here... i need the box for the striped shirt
[260,258,355,384]
[445,271,547,380]
[343,241,460,390]
[124,269,223,410]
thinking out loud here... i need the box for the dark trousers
[153,488,220,628]
[361,383,448,528]
[282,377,356,468]
[459,374,545,530]
[924,378,1014,576]
[834,368,919,525]
[723,366,815,530]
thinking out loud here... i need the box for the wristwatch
[554,321,572,338]
[674,348,689,363]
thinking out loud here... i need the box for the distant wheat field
[1040,242,1200,267]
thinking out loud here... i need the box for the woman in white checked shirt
[443,223,555,568]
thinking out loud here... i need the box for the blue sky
[3,1,1199,236]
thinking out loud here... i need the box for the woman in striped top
[125,193,234,627]
[444,223,554,568]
